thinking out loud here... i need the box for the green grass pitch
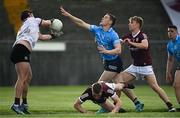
[0,85,180,118]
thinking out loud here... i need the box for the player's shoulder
[177,35,180,41]
[167,40,173,46]
[27,17,41,23]
[110,27,117,33]
[106,88,114,95]
[90,25,101,30]
[167,40,174,50]
[107,28,118,39]
[85,86,92,92]
[81,87,91,96]
[139,31,148,39]
[35,17,41,20]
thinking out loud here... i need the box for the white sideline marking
[33,42,66,51]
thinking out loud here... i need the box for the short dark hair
[107,13,116,27]
[21,10,32,21]
[168,25,177,30]
[129,16,144,29]
[92,83,102,94]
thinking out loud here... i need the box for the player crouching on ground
[74,81,134,114]
[10,10,60,115]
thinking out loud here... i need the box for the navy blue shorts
[103,56,123,73]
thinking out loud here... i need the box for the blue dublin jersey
[90,25,121,60]
[167,35,180,62]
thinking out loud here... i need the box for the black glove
[50,18,54,23]
[50,29,63,39]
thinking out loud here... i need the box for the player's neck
[132,29,140,36]
[102,25,111,32]
[172,35,177,41]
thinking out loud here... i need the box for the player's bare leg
[113,72,136,98]
[114,72,144,112]
[122,89,137,101]
[11,62,30,114]
[15,62,30,100]
[22,66,32,101]
[145,74,175,112]
[114,72,135,83]
[21,65,32,114]
[174,70,180,111]
[98,71,117,82]
[114,72,135,98]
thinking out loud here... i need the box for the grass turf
[0,85,180,118]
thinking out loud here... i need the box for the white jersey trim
[111,93,117,99]
[79,97,84,103]
[105,83,116,91]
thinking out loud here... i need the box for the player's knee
[114,77,124,84]
[150,83,160,91]
[29,73,32,80]
[18,75,27,82]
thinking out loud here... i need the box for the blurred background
[0,0,179,86]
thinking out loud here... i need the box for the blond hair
[129,16,144,29]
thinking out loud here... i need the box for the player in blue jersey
[166,25,180,111]
[60,6,144,112]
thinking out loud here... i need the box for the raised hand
[60,6,71,17]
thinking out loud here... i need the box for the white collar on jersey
[132,30,141,38]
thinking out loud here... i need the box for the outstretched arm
[38,33,52,40]
[60,6,90,30]
[74,99,90,113]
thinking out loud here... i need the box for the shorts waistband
[14,44,31,54]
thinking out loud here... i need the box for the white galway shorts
[124,64,154,80]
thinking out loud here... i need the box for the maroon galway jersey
[79,82,115,104]
[123,32,152,66]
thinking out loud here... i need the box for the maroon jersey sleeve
[106,88,116,98]
[79,88,91,103]
[142,33,148,41]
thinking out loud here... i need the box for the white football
[51,19,63,31]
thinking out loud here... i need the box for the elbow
[117,99,122,107]
[115,48,121,55]
[142,45,148,50]
[143,44,149,50]
[74,102,78,109]
[74,102,80,110]
[144,47,148,50]
[118,49,122,54]
[116,48,121,55]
